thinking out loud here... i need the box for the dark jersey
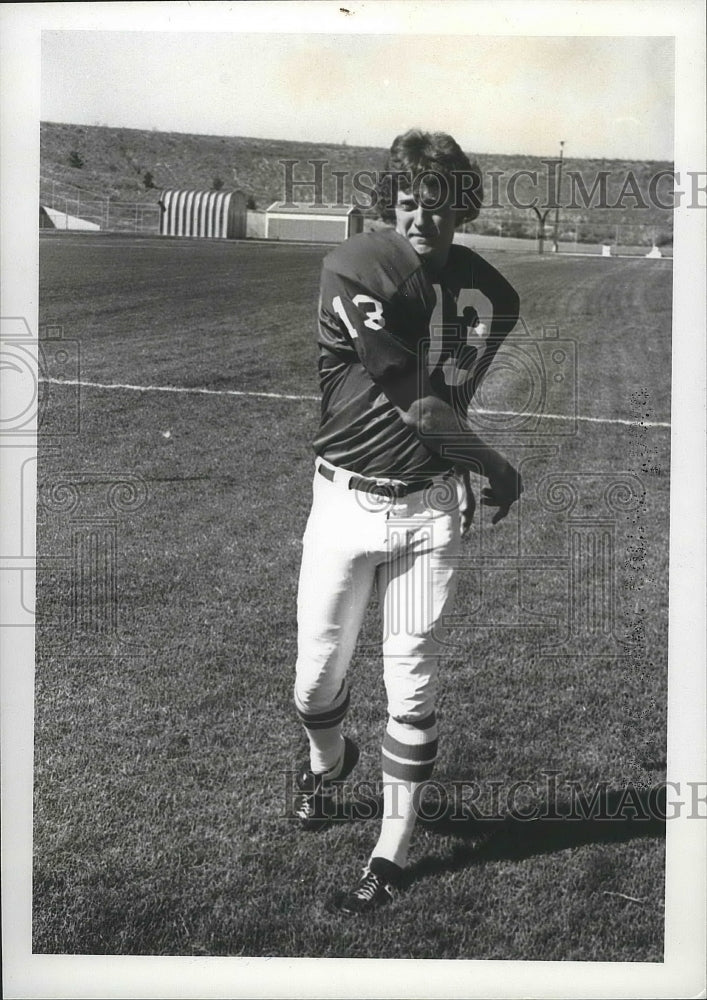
[312,228,518,480]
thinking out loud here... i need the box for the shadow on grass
[404,784,666,883]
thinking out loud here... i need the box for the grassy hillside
[40,121,673,244]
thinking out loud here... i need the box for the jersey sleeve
[318,264,425,387]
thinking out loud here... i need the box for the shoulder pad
[323,228,422,299]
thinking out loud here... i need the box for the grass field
[34,232,671,960]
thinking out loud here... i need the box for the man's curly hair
[374,129,483,225]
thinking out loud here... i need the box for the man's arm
[385,370,522,524]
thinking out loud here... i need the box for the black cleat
[294,737,359,829]
[330,857,403,915]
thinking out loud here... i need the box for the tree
[530,206,552,254]
[143,171,155,189]
[246,195,257,210]
[69,150,84,169]
[212,176,224,190]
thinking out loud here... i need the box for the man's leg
[294,470,379,778]
[374,515,459,868]
[332,508,460,910]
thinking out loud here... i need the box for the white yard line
[40,376,319,402]
[39,377,672,428]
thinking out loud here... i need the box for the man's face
[394,177,458,270]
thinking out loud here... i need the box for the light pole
[552,140,565,253]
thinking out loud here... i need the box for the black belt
[317,462,443,499]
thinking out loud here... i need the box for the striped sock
[294,680,350,775]
[373,713,438,867]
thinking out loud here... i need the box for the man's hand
[481,461,523,525]
[460,470,476,538]
[394,393,522,526]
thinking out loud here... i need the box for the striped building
[158,189,247,239]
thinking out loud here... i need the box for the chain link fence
[460,208,672,256]
[39,187,672,256]
[40,194,161,233]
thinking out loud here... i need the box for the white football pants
[295,459,462,725]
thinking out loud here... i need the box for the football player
[293,129,522,913]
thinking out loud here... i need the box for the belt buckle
[367,480,396,501]
[377,476,407,501]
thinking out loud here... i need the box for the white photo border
[1,2,705,997]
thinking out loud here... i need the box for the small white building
[265,203,365,243]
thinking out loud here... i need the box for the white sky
[41,30,675,160]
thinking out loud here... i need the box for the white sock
[372,713,438,867]
[312,728,345,777]
[372,778,417,867]
[294,680,350,774]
